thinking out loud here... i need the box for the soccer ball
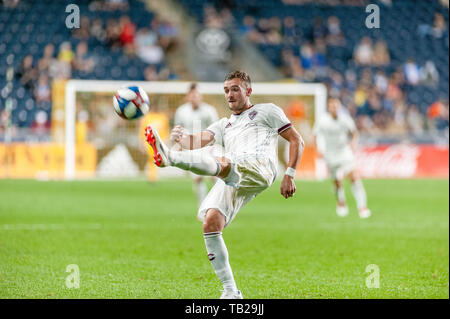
[113,85,150,120]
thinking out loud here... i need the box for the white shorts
[327,159,356,180]
[324,149,356,180]
[197,158,276,227]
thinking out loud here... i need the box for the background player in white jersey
[313,97,371,218]
[173,83,219,207]
[145,70,304,299]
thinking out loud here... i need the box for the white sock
[169,150,220,176]
[204,232,238,292]
[335,185,346,206]
[195,180,208,205]
[352,180,367,210]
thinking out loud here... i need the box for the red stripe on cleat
[145,126,163,167]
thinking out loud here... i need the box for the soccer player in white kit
[145,71,304,299]
[173,83,219,207]
[313,97,371,218]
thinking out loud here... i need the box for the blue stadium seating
[178,0,449,118]
[1,0,448,130]
[0,0,162,128]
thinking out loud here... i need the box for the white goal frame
[65,80,327,180]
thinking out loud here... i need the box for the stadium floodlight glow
[65,80,327,180]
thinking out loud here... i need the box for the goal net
[61,80,326,180]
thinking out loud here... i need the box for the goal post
[64,80,327,180]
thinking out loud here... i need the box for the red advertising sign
[355,145,449,178]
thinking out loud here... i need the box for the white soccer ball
[113,85,150,120]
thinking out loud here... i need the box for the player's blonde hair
[225,70,251,88]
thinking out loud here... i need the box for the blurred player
[313,97,371,218]
[173,83,219,206]
[145,70,304,299]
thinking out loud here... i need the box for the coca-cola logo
[356,145,420,178]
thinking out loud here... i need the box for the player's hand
[171,125,184,143]
[280,175,296,199]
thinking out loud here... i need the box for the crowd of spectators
[238,12,449,139]
[11,3,180,136]
[5,0,448,142]
[202,5,235,30]
[70,12,179,76]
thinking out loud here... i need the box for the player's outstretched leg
[203,209,243,299]
[334,180,348,217]
[349,172,371,218]
[145,124,221,176]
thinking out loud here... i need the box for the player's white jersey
[174,102,219,134]
[313,111,356,165]
[207,103,291,177]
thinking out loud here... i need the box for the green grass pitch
[0,178,448,299]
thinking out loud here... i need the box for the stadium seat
[0,0,171,133]
[174,0,448,117]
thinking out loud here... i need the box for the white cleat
[336,205,349,217]
[358,208,371,219]
[220,290,243,299]
[144,124,171,167]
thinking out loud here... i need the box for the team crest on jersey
[225,122,232,129]
[248,110,258,120]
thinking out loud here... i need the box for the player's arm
[279,126,305,199]
[171,125,214,150]
[349,129,358,152]
[347,115,358,152]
